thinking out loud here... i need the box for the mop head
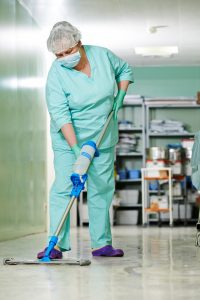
[3,257,91,266]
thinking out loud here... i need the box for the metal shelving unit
[78,99,200,227]
[115,96,145,225]
[116,97,146,169]
[145,101,200,225]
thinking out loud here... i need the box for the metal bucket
[167,147,186,174]
[146,147,168,160]
[184,147,192,159]
[168,148,186,163]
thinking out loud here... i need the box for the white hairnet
[47,21,82,54]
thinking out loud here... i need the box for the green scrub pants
[49,146,115,250]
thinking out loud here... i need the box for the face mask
[58,50,81,68]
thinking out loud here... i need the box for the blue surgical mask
[58,51,81,68]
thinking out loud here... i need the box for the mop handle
[54,110,114,237]
[55,195,77,236]
[96,111,114,148]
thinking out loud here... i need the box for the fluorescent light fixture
[135,46,179,57]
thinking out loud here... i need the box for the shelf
[146,177,183,181]
[116,179,141,183]
[119,128,143,132]
[144,177,169,180]
[173,175,186,180]
[146,104,199,108]
[173,196,184,200]
[148,132,194,137]
[113,205,142,209]
[145,208,170,213]
[123,101,143,106]
[117,152,143,157]
[148,190,165,193]
[148,191,184,200]
[144,176,185,182]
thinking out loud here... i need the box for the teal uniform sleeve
[46,66,72,132]
[191,132,200,166]
[191,131,200,189]
[107,49,134,84]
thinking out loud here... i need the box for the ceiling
[18,0,200,66]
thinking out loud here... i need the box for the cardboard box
[150,195,168,209]
[116,210,138,225]
[118,189,139,206]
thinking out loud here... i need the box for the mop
[3,111,114,266]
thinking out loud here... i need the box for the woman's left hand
[113,89,126,119]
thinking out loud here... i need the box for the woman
[38,21,133,258]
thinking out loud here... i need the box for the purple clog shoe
[37,247,63,259]
[92,245,124,257]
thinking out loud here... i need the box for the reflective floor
[0,226,200,300]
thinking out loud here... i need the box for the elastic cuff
[116,77,134,84]
[91,242,112,249]
[71,144,80,158]
[57,245,71,252]
[71,143,79,151]
[118,89,126,97]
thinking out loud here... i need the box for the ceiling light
[135,46,179,57]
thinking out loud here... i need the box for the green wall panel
[0,0,46,241]
[128,66,200,97]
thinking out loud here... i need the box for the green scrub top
[46,45,134,150]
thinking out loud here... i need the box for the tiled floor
[0,226,200,300]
